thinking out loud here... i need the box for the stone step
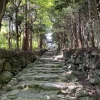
[41,82,68,90]
[28,63,62,68]
[0,50,95,100]
[32,67,63,70]
[35,69,64,73]
[33,74,60,81]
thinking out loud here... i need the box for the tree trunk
[70,18,74,49]
[0,0,8,29]
[8,18,11,49]
[15,11,19,49]
[63,32,66,48]
[78,9,83,48]
[88,0,95,47]
[73,21,78,48]
[22,0,29,51]
[29,29,32,50]
[28,2,32,51]
[39,34,43,49]
[83,20,88,47]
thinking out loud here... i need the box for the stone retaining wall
[63,48,100,94]
[0,49,47,84]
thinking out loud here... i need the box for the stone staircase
[0,50,95,100]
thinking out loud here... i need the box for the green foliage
[33,24,47,35]
[1,0,55,49]
[54,0,83,11]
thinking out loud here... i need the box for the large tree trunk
[15,11,19,49]
[73,21,78,48]
[28,2,33,51]
[70,18,74,49]
[22,0,29,51]
[82,20,88,47]
[78,9,83,48]
[88,0,95,47]
[0,0,8,29]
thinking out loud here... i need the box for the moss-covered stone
[0,71,13,83]
[4,62,11,71]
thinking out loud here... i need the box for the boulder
[0,57,6,63]
[91,51,97,56]
[78,64,86,71]
[76,89,89,97]
[96,85,100,95]
[89,77,97,85]
[3,85,13,91]
[89,59,96,69]
[19,56,25,67]
[4,62,11,71]
[0,71,13,83]
[75,57,83,64]
[94,60,100,69]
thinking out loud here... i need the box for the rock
[34,74,59,81]
[0,57,6,63]
[89,59,96,69]
[25,59,31,66]
[17,84,27,89]
[89,69,100,84]
[94,69,100,76]
[4,62,11,71]
[53,55,63,61]
[96,85,100,95]
[8,78,18,86]
[42,82,68,90]
[11,60,21,75]
[91,51,97,56]
[70,55,76,64]
[76,89,89,97]
[75,56,83,64]
[89,77,97,85]
[66,64,76,71]
[78,64,86,71]
[78,96,94,100]
[66,85,78,94]
[95,60,100,69]
[0,71,13,83]
[20,56,25,67]
[89,69,94,78]
[76,71,87,79]
[65,72,78,81]
[7,95,17,99]
[94,76,100,84]
[0,60,3,73]
[3,85,13,91]
[28,81,43,88]
[54,64,62,68]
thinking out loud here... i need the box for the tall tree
[0,0,8,29]
[22,0,29,51]
[88,0,95,47]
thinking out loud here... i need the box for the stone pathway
[0,50,95,100]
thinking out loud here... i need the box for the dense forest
[0,0,100,51]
